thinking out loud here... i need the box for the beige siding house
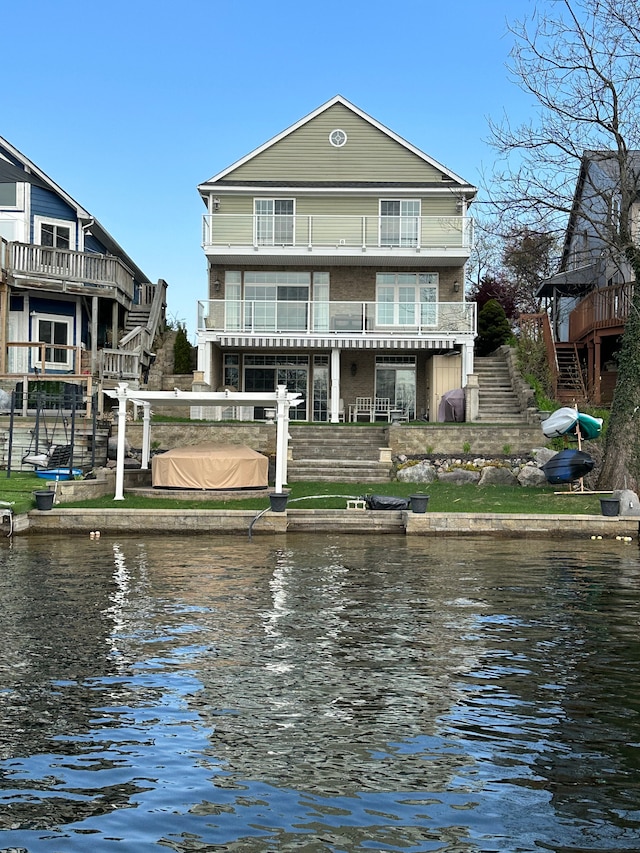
[196,95,477,423]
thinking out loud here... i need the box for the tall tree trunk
[597,252,640,490]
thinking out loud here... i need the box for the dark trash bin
[269,492,289,512]
[33,490,54,511]
[600,498,620,517]
[409,494,430,514]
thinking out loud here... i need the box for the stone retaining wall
[23,507,640,539]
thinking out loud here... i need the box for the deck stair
[475,354,528,423]
[555,343,588,403]
[123,308,151,335]
[287,424,391,483]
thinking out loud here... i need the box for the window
[244,272,310,332]
[0,183,17,207]
[33,315,72,370]
[34,217,75,250]
[380,200,420,247]
[254,199,294,246]
[376,273,438,327]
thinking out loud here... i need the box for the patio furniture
[350,397,373,422]
[349,397,392,422]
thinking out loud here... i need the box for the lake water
[0,533,639,853]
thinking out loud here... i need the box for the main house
[0,135,167,412]
[533,150,640,406]
[195,96,477,423]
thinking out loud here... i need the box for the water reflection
[0,534,638,851]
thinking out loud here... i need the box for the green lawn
[0,472,610,516]
[65,479,605,515]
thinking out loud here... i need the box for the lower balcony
[198,299,476,339]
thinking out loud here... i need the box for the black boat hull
[541,449,595,484]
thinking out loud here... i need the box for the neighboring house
[195,95,477,423]
[533,150,640,405]
[0,135,167,410]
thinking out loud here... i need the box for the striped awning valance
[217,335,456,350]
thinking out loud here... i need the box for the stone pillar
[464,374,479,422]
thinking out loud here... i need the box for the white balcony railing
[202,214,474,252]
[198,299,476,336]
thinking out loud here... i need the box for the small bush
[173,324,194,374]
[476,299,512,356]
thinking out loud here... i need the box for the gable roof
[559,150,640,270]
[0,136,151,284]
[199,95,476,195]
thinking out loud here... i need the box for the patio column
[91,296,98,376]
[330,348,341,423]
[460,341,474,386]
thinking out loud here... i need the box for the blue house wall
[30,186,76,245]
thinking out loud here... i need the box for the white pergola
[104,383,302,500]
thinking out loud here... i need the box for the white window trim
[33,215,76,250]
[375,272,439,327]
[31,312,73,370]
[379,199,422,248]
[253,198,296,246]
[0,181,24,211]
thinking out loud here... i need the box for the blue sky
[3,0,534,338]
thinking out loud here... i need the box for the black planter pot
[409,494,430,514]
[600,498,620,517]
[269,493,289,513]
[33,490,54,511]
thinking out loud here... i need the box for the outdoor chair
[350,397,373,422]
[373,398,391,421]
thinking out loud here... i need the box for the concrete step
[286,509,405,533]
[288,462,391,483]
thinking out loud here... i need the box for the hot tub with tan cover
[152,444,268,490]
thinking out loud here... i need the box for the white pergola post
[114,383,128,501]
[141,402,152,470]
[330,347,341,423]
[274,384,290,493]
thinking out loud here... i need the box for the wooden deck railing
[8,242,136,302]
[569,281,634,340]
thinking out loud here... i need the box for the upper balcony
[202,214,474,267]
[2,240,136,305]
[198,298,476,342]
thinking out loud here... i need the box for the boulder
[517,464,548,487]
[478,466,519,487]
[531,447,557,466]
[612,489,640,516]
[438,468,481,485]
[397,461,437,484]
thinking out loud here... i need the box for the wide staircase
[287,425,392,483]
[475,354,528,423]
